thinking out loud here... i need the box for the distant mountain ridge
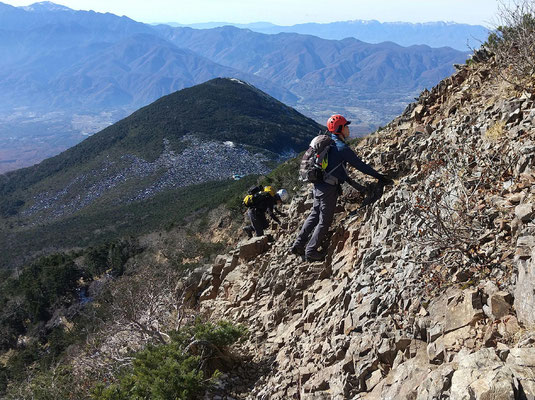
[170,20,488,51]
[21,1,72,12]
[0,78,322,268]
[1,78,319,199]
[159,25,464,91]
[0,1,470,172]
[0,1,148,33]
[158,25,467,130]
[0,6,296,111]
[0,32,296,110]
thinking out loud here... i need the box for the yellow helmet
[263,186,276,197]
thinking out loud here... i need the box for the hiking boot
[242,226,253,239]
[305,250,325,262]
[290,245,305,257]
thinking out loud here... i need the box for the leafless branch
[487,0,535,90]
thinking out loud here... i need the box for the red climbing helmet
[327,114,351,133]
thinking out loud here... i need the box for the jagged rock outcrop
[189,59,534,399]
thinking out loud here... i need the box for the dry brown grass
[485,121,507,142]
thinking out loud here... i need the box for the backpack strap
[322,137,348,185]
[323,163,342,185]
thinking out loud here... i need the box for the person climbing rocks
[243,187,289,238]
[291,114,393,261]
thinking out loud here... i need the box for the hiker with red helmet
[291,114,393,262]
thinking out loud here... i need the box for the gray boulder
[514,245,535,326]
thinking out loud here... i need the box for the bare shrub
[77,262,197,382]
[487,0,535,89]
[405,137,518,272]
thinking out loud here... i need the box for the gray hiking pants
[247,208,269,236]
[293,183,338,254]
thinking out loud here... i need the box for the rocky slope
[186,55,535,398]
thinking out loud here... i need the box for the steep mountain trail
[188,57,535,399]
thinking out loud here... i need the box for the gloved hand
[347,178,367,194]
[378,174,394,186]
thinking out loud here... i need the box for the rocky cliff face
[190,57,535,399]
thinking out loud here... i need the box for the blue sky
[3,0,501,26]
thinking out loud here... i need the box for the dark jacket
[321,134,382,185]
[252,192,281,223]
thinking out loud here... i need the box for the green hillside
[0,78,322,268]
[0,176,257,268]
[0,78,320,202]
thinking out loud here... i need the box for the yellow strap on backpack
[321,156,328,170]
[243,194,254,207]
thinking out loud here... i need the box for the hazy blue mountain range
[0,78,322,268]
[0,4,296,111]
[158,25,465,96]
[167,20,489,51]
[0,1,149,34]
[158,25,467,130]
[0,1,469,172]
[0,32,296,110]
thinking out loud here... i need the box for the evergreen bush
[92,321,246,400]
